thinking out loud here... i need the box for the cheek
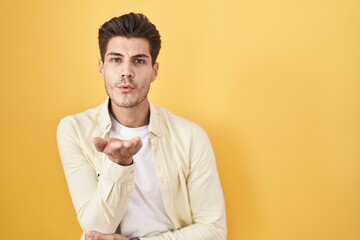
[103,75,115,91]
[103,71,116,84]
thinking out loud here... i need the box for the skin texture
[92,136,142,165]
[99,36,158,127]
[90,36,159,236]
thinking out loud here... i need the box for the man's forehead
[106,36,151,55]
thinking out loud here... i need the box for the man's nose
[121,62,134,78]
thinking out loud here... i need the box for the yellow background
[0,0,359,239]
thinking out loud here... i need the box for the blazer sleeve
[57,116,135,234]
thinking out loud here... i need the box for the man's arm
[85,125,227,240]
[57,117,140,233]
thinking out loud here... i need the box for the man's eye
[110,58,121,62]
[134,59,145,64]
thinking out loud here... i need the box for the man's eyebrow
[107,52,123,56]
[106,52,149,58]
[132,54,149,58]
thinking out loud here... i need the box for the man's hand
[85,231,129,240]
[92,137,142,165]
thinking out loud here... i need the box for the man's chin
[115,102,137,108]
[111,98,147,109]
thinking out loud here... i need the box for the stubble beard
[107,84,150,109]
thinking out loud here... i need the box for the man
[57,13,226,240]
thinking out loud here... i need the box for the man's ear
[151,62,159,82]
[98,59,104,79]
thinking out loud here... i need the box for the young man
[57,13,226,240]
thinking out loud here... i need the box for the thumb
[92,137,108,152]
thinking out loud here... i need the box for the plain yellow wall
[0,0,359,239]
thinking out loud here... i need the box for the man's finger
[92,137,108,152]
[131,137,142,152]
[85,231,104,240]
[120,137,143,154]
[85,230,95,240]
[86,231,128,240]
[101,137,143,165]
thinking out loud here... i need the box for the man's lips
[117,84,134,93]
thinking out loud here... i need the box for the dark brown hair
[98,13,161,64]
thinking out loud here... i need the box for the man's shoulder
[57,100,108,131]
[71,102,105,120]
[151,104,212,151]
[151,104,205,134]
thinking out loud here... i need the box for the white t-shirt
[109,116,174,239]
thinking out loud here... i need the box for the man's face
[99,36,158,109]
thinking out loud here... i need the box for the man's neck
[110,99,150,128]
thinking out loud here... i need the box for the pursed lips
[117,84,135,93]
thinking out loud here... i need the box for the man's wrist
[109,156,134,166]
[119,159,134,166]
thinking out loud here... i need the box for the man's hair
[98,12,161,64]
